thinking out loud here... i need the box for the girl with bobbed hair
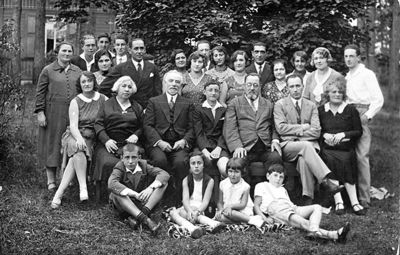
[288,50,311,85]
[303,47,344,106]
[93,49,113,85]
[206,45,234,84]
[224,50,248,103]
[261,59,290,104]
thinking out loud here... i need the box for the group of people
[34,33,384,242]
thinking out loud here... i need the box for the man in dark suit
[245,42,274,87]
[108,143,169,234]
[196,40,213,71]
[70,34,97,72]
[224,73,282,178]
[143,70,194,187]
[274,74,344,204]
[99,38,162,108]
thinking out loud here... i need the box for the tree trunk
[367,6,377,72]
[11,0,22,85]
[33,0,46,85]
[389,0,400,101]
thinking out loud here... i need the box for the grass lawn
[0,85,399,255]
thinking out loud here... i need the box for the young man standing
[71,34,97,72]
[344,44,384,208]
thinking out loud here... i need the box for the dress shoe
[190,226,205,239]
[359,200,370,209]
[144,217,161,235]
[126,216,138,230]
[352,204,367,216]
[321,179,344,195]
[337,222,351,244]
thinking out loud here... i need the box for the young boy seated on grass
[253,164,350,243]
[169,151,225,239]
[214,158,265,228]
[108,143,169,235]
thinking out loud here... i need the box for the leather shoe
[334,203,345,215]
[144,218,161,235]
[352,204,367,216]
[321,179,344,195]
[359,200,370,209]
[337,222,351,244]
[126,216,138,230]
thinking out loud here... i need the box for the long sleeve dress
[93,97,143,181]
[318,103,362,184]
[34,61,82,168]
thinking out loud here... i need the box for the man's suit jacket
[99,59,162,108]
[143,94,194,149]
[193,104,227,151]
[245,62,274,87]
[70,55,96,72]
[273,96,321,148]
[108,160,170,194]
[224,95,278,153]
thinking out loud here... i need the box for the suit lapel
[213,107,225,128]
[256,98,265,122]
[203,107,214,123]
[160,94,171,121]
[173,96,184,122]
[239,96,256,118]
[285,97,299,123]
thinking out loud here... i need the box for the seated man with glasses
[224,73,282,182]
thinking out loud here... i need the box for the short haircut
[272,59,287,72]
[122,143,140,155]
[93,49,113,70]
[131,37,145,46]
[310,47,333,66]
[163,70,183,85]
[244,72,261,83]
[114,33,128,43]
[196,40,210,48]
[252,41,267,51]
[210,45,230,66]
[286,73,303,84]
[54,41,74,54]
[290,51,308,65]
[111,75,137,93]
[344,44,361,56]
[171,49,186,65]
[267,164,286,175]
[231,50,249,66]
[188,150,205,163]
[226,158,247,175]
[76,71,98,93]
[97,33,111,42]
[80,34,96,47]
[323,76,347,102]
[203,78,221,90]
[187,51,206,68]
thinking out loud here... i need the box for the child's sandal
[334,202,345,215]
[47,182,57,192]
[352,204,367,216]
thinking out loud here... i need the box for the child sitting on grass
[214,158,265,228]
[108,143,169,235]
[253,164,350,243]
[169,151,225,239]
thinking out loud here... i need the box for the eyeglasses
[246,83,260,88]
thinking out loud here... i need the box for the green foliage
[116,0,373,72]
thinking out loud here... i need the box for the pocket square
[220,117,225,120]
[149,72,154,77]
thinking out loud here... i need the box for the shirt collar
[126,163,142,174]
[324,102,347,114]
[290,97,302,107]
[166,93,177,103]
[132,59,144,67]
[77,91,100,102]
[202,100,222,109]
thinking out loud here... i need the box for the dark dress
[93,97,143,181]
[318,103,362,184]
[34,61,82,168]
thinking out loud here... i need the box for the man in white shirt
[344,44,384,208]
[274,74,344,205]
[71,34,97,71]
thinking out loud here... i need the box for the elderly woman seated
[93,76,144,199]
[318,78,366,216]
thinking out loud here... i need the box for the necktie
[169,97,175,109]
[137,63,142,78]
[295,101,301,124]
[258,64,263,74]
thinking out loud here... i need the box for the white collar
[166,93,177,102]
[126,163,142,174]
[132,59,144,67]
[202,100,222,109]
[290,97,302,108]
[79,53,94,65]
[324,102,347,114]
[77,91,100,102]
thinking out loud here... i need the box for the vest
[187,173,212,200]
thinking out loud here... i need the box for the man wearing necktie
[274,74,344,205]
[245,42,274,88]
[224,73,282,180]
[100,38,162,108]
[108,144,169,235]
[143,70,195,201]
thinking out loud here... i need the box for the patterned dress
[261,81,289,104]
[181,72,214,105]
[206,67,235,83]
[225,75,245,104]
